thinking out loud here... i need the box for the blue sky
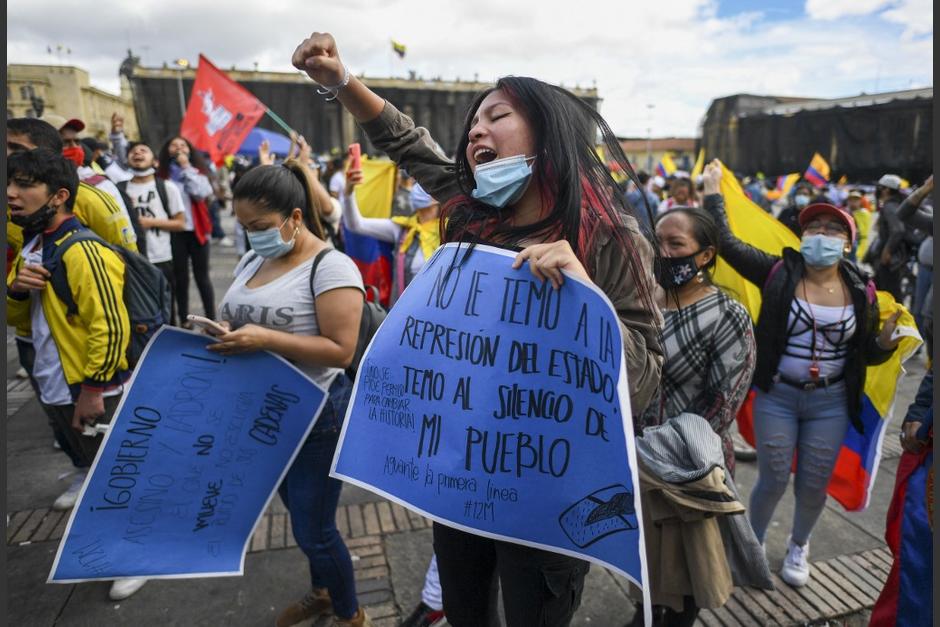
[7,0,933,137]
[716,0,803,19]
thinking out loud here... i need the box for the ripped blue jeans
[748,380,850,546]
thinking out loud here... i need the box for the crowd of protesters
[5,29,932,627]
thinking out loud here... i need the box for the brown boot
[275,588,332,627]
[332,607,373,627]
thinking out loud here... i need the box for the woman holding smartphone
[204,159,371,627]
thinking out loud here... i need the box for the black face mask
[657,251,703,289]
[9,202,57,232]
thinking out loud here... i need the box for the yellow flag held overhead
[690,148,705,180]
[711,161,800,322]
[353,157,398,218]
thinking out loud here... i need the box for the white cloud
[804,0,892,21]
[882,0,933,39]
[7,0,933,137]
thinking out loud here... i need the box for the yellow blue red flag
[343,158,398,305]
[804,152,830,188]
[655,153,677,178]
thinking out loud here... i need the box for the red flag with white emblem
[179,54,266,166]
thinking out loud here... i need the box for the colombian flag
[391,40,407,58]
[655,153,677,178]
[713,160,923,511]
[343,158,398,306]
[766,173,800,201]
[804,152,831,188]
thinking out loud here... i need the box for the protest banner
[332,243,650,604]
[49,327,327,582]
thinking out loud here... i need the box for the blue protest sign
[332,243,649,597]
[49,327,327,582]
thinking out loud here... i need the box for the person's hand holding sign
[513,240,590,290]
[206,323,272,355]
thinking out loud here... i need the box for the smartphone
[187,314,227,335]
[82,423,110,437]
[348,143,361,172]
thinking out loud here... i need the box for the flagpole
[264,108,295,136]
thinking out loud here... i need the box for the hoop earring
[696,271,705,284]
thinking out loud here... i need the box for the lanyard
[801,279,849,380]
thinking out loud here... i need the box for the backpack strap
[115,180,147,259]
[48,230,111,316]
[308,248,335,299]
[154,178,170,218]
[763,259,785,290]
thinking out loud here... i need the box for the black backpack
[48,229,172,368]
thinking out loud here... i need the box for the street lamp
[646,104,655,172]
[174,58,190,119]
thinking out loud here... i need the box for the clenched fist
[292,32,345,87]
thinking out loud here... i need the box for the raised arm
[340,169,402,244]
[896,175,933,232]
[291,32,460,203]
[701,160,780,287]
[109,113,130,168]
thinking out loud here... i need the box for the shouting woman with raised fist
[290,31,663,627]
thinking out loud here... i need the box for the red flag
[179,54,266,166]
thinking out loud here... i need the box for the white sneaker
[16,367,28,379]
[109,578,148,600]
[780,537,810,587]
[218,236,235,247]
[53,471,87,511]
[53,439,62,450]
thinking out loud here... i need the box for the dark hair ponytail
[232,159,325,240]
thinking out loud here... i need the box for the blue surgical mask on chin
[800,234,845,267]
[471,155,535,209]
[247,217,297,259]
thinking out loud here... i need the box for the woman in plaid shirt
[642,205,757,477]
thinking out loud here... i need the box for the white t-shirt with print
[218,250,364,389]
[125,178,185,264]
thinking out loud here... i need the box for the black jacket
[703,194,895,434]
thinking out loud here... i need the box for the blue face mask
[794,194,810,208]
[800,234,845,267]
[471,154,535,209]
[247,217,297,259]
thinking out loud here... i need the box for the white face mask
[470,155,536,208]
